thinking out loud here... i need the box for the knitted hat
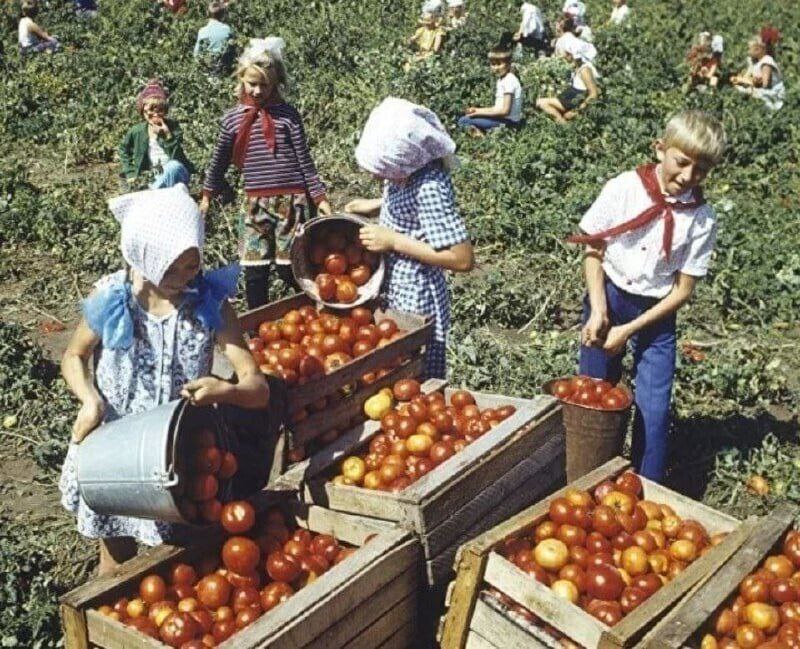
[136,79,168,113]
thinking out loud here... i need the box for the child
[564,5,593,42]
[731,27,785,111]
[458,48,524,134]
[200,39,332,309]
[608,0,630,26]
[346,98,474,379]
[568,111,726,482]
[446,0,467,30]
[157,0,186,14]
[407,11,446,65]
[59,185,269,574]
[194,1,235,72]
[554,17,591,56]
[686,32,723,90]
[18,1,59,55]
[118,80,195,191]
[562,0,586,23]
[537,35,600,123]
[513,2,550,58]
[73,0,98,18]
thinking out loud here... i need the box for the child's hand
[563,110,577,121]
[198,195,210,216]
[317,199,333,217]
[181,377,232,406]
[581,312,609,347]
[72,394,105,444]
[465,107,477,115]
[359,224,396,253]
[602,325,631,356]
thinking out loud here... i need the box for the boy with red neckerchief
[569,111,726,483]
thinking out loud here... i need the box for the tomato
[534,539,569,571]
[349,264,372,286]
[226,569,261,590]
[177,597,199,613]
[342,456,366,483]
[745,602,780,633]
[212,619,236,643]
[196,574,231,610]
[283,539,309,560]
[615,472,643,497]
[159,612,201,648]
[784,535,800,568]
[126,598,147,618]
[324,253,347,275]
[323,352,352,373]
[335,279,358,303]
[235,605,261,630]
[587,599,623,626]
[127,616,160,638]
[315,273,337,301]
[621,546,649,576]
[395,416,417,439]
[220,501,256,535]
[393,379,421,401]
[266,551,301,583]
[258,322,281,343]
[299,354,324,378]
[601,392,625,410]
[552,379,573,400]
[586,564,625,601]
[310,534,340,563]
[352,339,374,357]
[735,623,765,649]
[549,498,573,525]
[140,574,167,604]
[592,505,622,537]
[221,537,260,574]
[570,375,595,391]
[586,532,612,555]
[765,555,795,580]
[375,318,398,339]
[350,307,373,326]
[430,441,455,465]
[189,474,218,502]
[199,498,222,523]
[171,563,198,586]
[217,452,238,480]
[712,607,737,636]
[551,579,579,604]
[260,582,294,612]
[569,505,593,530]
[231,586,261,613]
[279,321,303,343]
[632,573,663,597]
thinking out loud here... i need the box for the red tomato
[585,564,625,601]
[266,551,301,583]
[170,563,197,586]
[350,307,373,326]
[552,380,574,400]
[159,612,201,647]
[220,501,256,535]
[260,582,294,612]
[221,537,261,574]
[196,574,231,610]
[217,452,238,480]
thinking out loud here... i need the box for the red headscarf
[232,95,276,169]
[567,164,705,261]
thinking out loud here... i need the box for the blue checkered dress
[380,161,469,379]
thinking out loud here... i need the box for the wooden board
[438,457,746,649]
[469,597,552,649]
[641,503,798,649]
[60,502,421,649]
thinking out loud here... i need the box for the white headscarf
[422,0,443,16]
[520,2,544,38]
[355,97,456,182]
[561,32,597,63]
[711,34,724,54]
[108,185,204,287]
[447,0,464,7]
[241,37,286,66]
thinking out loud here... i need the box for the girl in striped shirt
[200,39,332,308]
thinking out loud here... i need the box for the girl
[407,11,446,64]
[18,1,59,55]
[119,80,194,191]
[458,48,524,134]
[446,0,467,30]
[686,32,723,90]
[731,27,785,111]
[608,0,630,26]
[200,39,332,309]
[346,98,474,379]
[59,185,269,575]
[513,2,550,58]
[537,35,600,123]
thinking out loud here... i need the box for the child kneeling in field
[18,1,59,55]
[346,98,474,379]
[537,34,599,123]
[458,48,523,134]
[59,185,269,574]
[686,32,723,91]
[568,111,726,482]
[730,26,785,111]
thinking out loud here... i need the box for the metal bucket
[76,399,231,524]
[543,379,633,483]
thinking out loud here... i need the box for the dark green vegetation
[0,0,797,644]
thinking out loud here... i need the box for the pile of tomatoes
[178,428,239,525]
[493,472,728,631]
[94,501,355,648]
[699,530,800,649]
[308,225,379,304]
[332,380,517,493]
[550,375,631,411]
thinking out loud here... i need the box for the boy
[194,1,234,72]
[458,48,523,134]
[570,111,726,482]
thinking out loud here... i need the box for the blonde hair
[234,50,287,97]
[663,111,726,167]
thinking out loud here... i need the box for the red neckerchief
[232,95,276,169]
[567,163,705,261]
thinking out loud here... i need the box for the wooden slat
[470,598,550,649]
[301,570,417,648]
[465,630,501,649]
[313,481,414,523]
[341,592,418,649]
[298,504,397,547]
[376,622,417,649]
[86,610,164,649]
[60,604,89,649]
[291,356,424,446]
[643,505,797,649]
[641,479,740,534]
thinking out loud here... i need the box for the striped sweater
[202,102,327,203]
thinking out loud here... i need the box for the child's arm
[62,319,105,443]
[180,302,270,409]
[30,20,54,41]
[469,94,513,118]
[118,128,137,181]
[581,243,609,347]
[345,197,382,217]
[432,29,444,53]
[360,224,474,272]
[565,68,599,120]
[602,274,696,355]
[754,64,772,88]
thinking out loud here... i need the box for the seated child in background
[565,6,594,43]
[18,1,59,55]
[446,0,467,30]
[686,32,723,90]
[554,17,591,56]
[608,0,630,26]
[118,80,194,191]
[514,2,550,58]
[562,0,586,23]
[731,26,785,111]
[194,1,235,72]
[406,11,446,68]
[537,34,600,124]
[458,48,524,134]
[157,0,186,14]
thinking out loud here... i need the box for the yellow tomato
[342,456,366,484]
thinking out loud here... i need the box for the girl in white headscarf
[514,2,550,57]
[345,98,474,379]
[59,185,268,575]
[537,35,600,123]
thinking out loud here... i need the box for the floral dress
[380,161,469,379]
[59,266,238,546]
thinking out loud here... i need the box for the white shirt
[18,17,37,47]
[495,73,523,122]
[610,5,630,25]
[562,0,586,17]
[148,136,170,169]
[572,62,599,91]
[520,2,544,38]
[749,55,783,89]
[576,24,594,42]
[578,168,717,298]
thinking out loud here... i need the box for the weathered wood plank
[470,598,551,649]
[60,604,89,649]
[340,592,417,649]
[314,481,414,523]
[642,479,740,534]
[298,504,396,547]
[86,610,164,649]
[643,505,797,649]
[465,630,501,649]
[376,621,417,649]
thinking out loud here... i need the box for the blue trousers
[150,160,190,189]
[457,115,521,132]
[579,279,676,482]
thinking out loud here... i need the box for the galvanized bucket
[76,399,232,524]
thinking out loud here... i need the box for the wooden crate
[641,503,797,648]
[60,505,422,649]
[439,457,752,649]
[276,379,566,587]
